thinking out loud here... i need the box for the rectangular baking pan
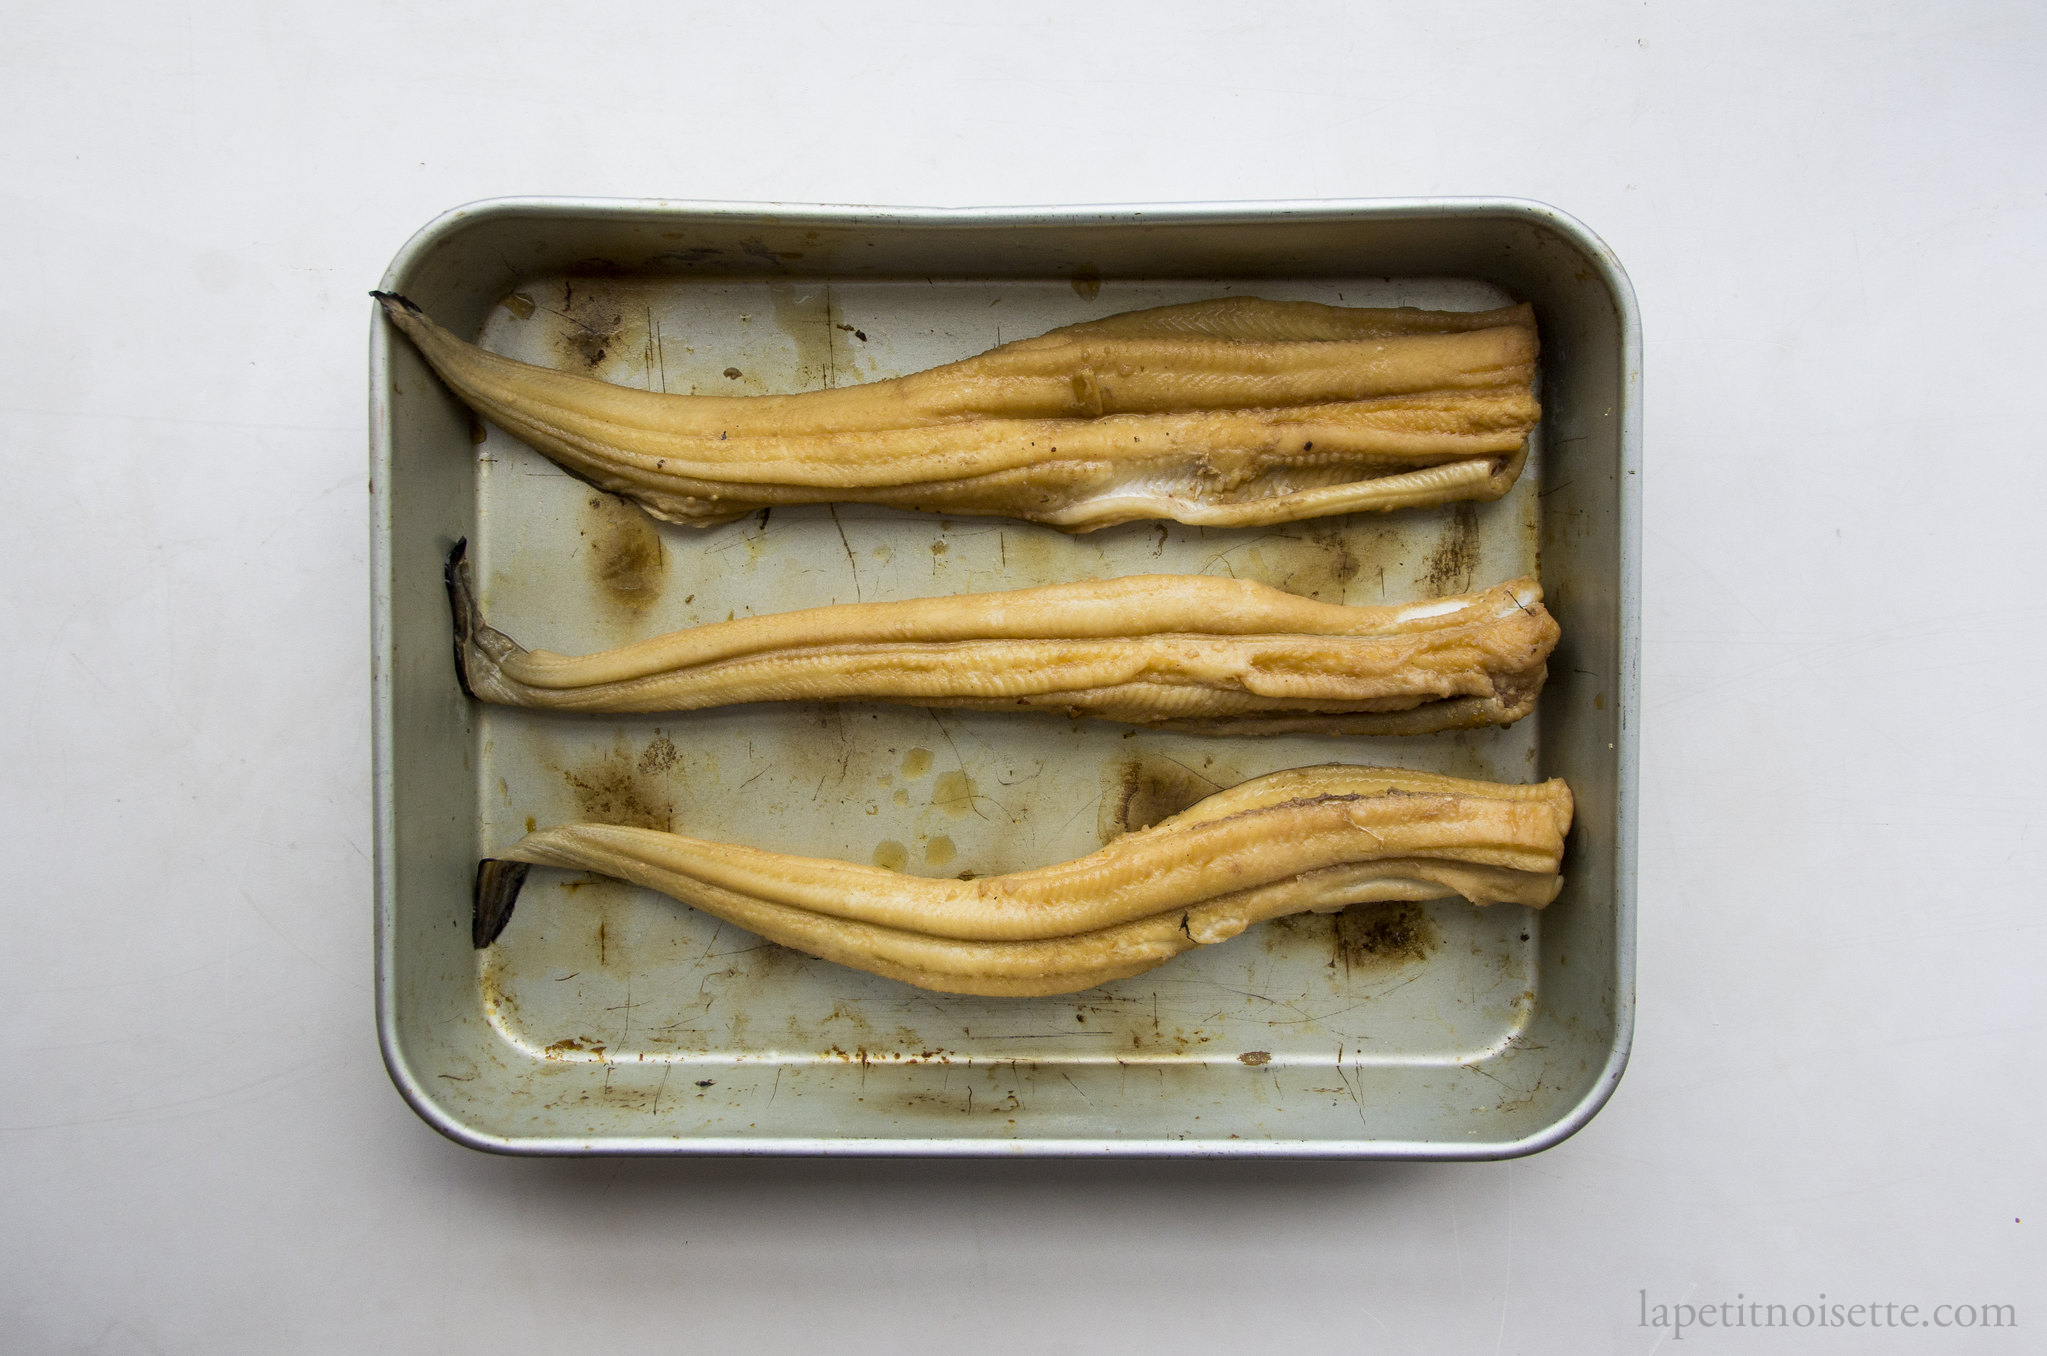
[371,197,1639,1156]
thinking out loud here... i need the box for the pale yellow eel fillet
[446,543,1557,735]
[474,766,1573,996]
[377,292,1538,530]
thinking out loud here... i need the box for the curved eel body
[447,543,1558,735]
[378,292,1539,530]
[476,766,1574,996]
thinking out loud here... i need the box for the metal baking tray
[370,197,1639,1156]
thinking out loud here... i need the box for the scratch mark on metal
[828,505,862,600]
[823,285,838,390]
[1333,1045,1369,1134]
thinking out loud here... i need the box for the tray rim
[369,194,1640,1158]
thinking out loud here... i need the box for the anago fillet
[378,292,1539,530]
[475,766,1573,996]
[446,542,1557,734]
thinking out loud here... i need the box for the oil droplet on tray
[932,770,976,817]
[872,840,909,871]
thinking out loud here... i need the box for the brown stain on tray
[1420,502,1480,595]
[551,281,628,370]
[1098,751,1225,843]
[1242,520,1373,603]
[1293,519,1363,596]
[1332,901,1440,973]
[581,492,666,613]
[1268,901,1442,976]
[637,733,681,775]
[562,743,674,831]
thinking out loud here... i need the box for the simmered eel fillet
[377,292,1539,530]
[475,766,1574,996]
[446,543,1558,735]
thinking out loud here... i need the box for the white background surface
[2,2,2041,1351]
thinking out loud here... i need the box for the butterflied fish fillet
[378,292,1539,530]
[445,542,1558,735]
[476,766,1573,996]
